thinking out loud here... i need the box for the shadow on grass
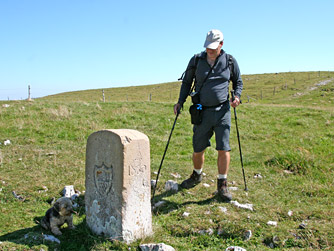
[152,188,225,215]
[0,194,128,250]
[0,218,108,250]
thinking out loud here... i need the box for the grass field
[0,71,333,250]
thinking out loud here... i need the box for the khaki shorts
[192,103,231,152]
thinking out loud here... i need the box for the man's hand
[174,103,181,115]
[230,96,240,108]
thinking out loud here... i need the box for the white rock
[288,210,293,216]
[2,104,10,108]
[4,140,11,145]
[203,183,210,188]
[226,246,247,251]
[38,186,48,193]
[170,173,181,178]
[12,191,25,201]
[151,179,157,187]
[198,230,206,235]
[219,206,228,213]
[217,228,224,235]
[164,180,178,192]
[62,185,75,198]
[267,221,278,226]
[243,230,252,240]
[154,201,166,209]
[206,228,214,235]
[199,228,214,235]
[229,187,238,191]
[43,234,60,244]
[182,212,190,217]
[230,200,253,211]
[140,243,175,251]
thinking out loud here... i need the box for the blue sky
[1,0,333,100]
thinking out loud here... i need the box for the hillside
[0,71,333,250]
[43,71,334,106]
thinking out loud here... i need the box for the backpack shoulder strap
[227,54,234,81]
[194,54,200,68]
[178,53,201,81]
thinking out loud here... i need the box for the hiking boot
[180,170,202,189]
[217,178,232,202]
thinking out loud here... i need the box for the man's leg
[184,109,212,189]
[217,150,232,202]
[180,151,205,189]
[193,150,205,170]
[218,150,230,175]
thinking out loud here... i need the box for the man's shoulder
[198,51,206,58]
[223,51,238,64]
[192,51,206,60]
[188,51,206,67]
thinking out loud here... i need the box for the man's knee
[194,150,205,155]
[218,150,230,157]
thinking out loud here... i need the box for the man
[174,29,243,202]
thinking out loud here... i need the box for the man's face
[206,42,223,60]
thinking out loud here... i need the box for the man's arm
[230,56,243,108]
[177,55,198,106]
[231,56,243,99]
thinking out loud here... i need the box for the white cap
[203,29,224,49]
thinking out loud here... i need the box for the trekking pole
[151,107,181,202]
[231,90,248,191]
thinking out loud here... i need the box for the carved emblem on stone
[94,163,113,197]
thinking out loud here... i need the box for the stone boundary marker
[85,129,152,243]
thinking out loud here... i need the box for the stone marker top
[93,129,149,144]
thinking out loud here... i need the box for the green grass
[0,71,333,250]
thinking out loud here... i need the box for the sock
[194,168,202,174]
[218,174,227,179]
